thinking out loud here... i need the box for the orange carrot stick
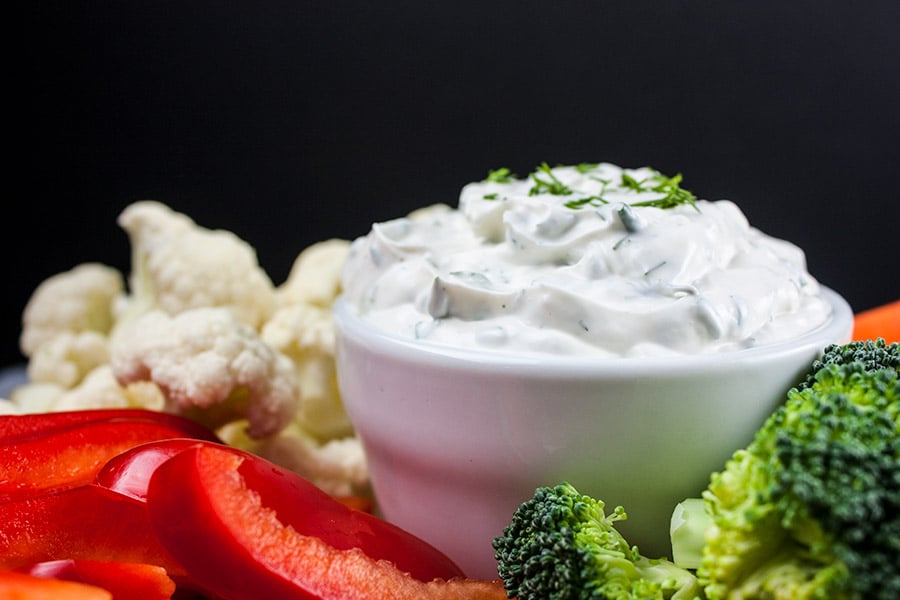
[853,300,900,343]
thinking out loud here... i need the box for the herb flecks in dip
[342,163,832,358]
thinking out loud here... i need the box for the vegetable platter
[0,184,897,598]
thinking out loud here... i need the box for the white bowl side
[333,287,853,579]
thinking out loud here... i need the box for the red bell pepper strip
[18,560,176,600]
[0,408,218,444]
[0,484,184,576]
[96,437,374,513]
[94,438,207,503]
[102,439,463,582]
[147,444,507,600]
[0,416,219,502]
[0,569,112,600]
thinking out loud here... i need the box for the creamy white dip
[341,163,833,357]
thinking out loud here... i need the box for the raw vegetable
[670,339,899,599]
[94,438,213,503]
[2,410,505,598]
[492,482,701,600]
[18,263,123,372]
[852,300,900,343]
[18,559,176,600]
[141,441,465,583]
[97,437,373,512]
[114,200,276,330]
[147,443,506,599]
[0,569,112,600]
[493,339,899,600]
[109,307,299,439]
[799,336,899,389]
[6,202,367,500]
[0,409,219,501]
[6,366,168,418]
[0,484,184,574]
[0,408,217,444]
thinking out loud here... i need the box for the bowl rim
[333,286,854,377]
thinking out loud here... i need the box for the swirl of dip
[341,163,833,358]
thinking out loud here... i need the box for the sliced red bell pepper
[0,414,219,502]
[18,560,176,600]
[0,569,112,600]
[0,408,218,444]
[146,444,507,600]
[96,437,375,513]
[0,484,184,576]
[103,439,463,581]
[94,438,207,503]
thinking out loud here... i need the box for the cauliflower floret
[53,365,167,412]
[8,365,166,414]
[110,307,298,438]
[27,330,109,388]
[276,239,350,308]
[264,238,353,440]
[262,304,351,441]
[7,382,65,414]
[219,421,369,498]
[11,203,370,500]
[115,201,276,330]
[19,262,124,357]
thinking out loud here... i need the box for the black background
[6,1,899,368]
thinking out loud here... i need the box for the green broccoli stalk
[671,339,900,600]
[492,482,702,600]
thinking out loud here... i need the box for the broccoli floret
[797,337,899,390]
[492,482,702,600]
[671,341,900,600]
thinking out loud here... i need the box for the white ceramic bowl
[333,288,853,580]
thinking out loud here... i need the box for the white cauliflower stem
[262,304,351,441]
[264,239,353,440]
[115,201,276,330]
[276,238,350,308]
[110,307,299,438]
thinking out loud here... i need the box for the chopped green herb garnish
[623,171,699,211]
[492,162,701,213]
[621,171,644,191]
[486,167,515,183]
[644,261,667,277]
[612,235,630,251]
[529,162,573,196]
[563,195,608,209]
